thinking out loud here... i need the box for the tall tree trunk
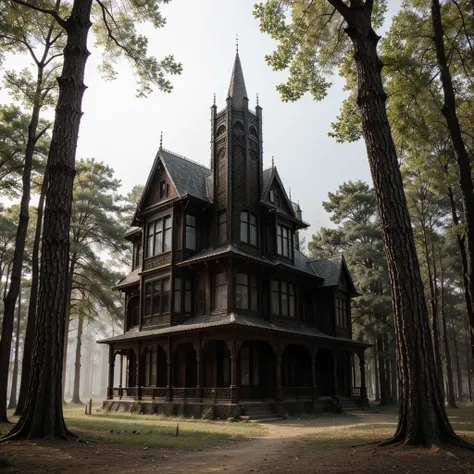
[342,5,461,445]
[466,319,473,403]
[431,0,474,366]
[0,66,43,423]
[1,0,93,440]
[7,286,21,410]
[71,315,83,404]
[452,326,463,402]
[373,342,380,401]
[14,175,47,417]
[62,254,76,404]
[391,354,398,404]
[439,245,457,407]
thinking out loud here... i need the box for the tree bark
[14,175,47,417]
[62,253,76,404]
[373,342,380,401]
[439,244,457,407]
[1,0,93,440]
[340,3,461,446]
[71,315,83,404]
[451,325,463,401]
[431,0,474,366]
[0,67,42,422]
[7,286,21,410]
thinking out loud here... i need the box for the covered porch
[102,324,369,415]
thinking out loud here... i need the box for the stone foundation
[102,399,242,419]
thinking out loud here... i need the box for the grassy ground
[0,405,264,450]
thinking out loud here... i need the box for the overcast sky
[0,0,402,243]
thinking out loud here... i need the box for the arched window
[233,121,244,131]
[217,125,226,137]
[249,125,258,138]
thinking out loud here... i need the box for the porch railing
[110,387,139,399]
[171,388,198,399]
[141,387,167,399]
[351,387,361,398]
[201,388,231,401]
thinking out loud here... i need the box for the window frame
[276,223,293,258]
[185,214,197,250]
[143,277,171,323]
[146,215,172,258]
[214,272,227,310]
[271,279,296,318]
[159,180,168,199]
[240,210,258,246]
[218,211,227,245]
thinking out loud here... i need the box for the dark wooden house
[99,52,369,418]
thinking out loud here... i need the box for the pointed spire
[272,156,274,168]
[227,42,248,109]
[160,131,163,149]
[213,93,216,106]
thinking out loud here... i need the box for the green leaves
[92,0,182,97]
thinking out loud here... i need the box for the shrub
[202,407,214,420]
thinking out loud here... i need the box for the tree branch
[9,0,68,29]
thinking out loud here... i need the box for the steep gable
[310,256,359,296]
[261,167,295,217]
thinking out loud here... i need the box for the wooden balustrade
[351,387,361,398]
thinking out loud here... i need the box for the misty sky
[0,0,402,243]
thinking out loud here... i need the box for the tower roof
[227,52,248,108]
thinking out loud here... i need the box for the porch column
[136,343,142,400]
[276,355,283,402]
[312,348,319,404]
[166,338,172,401]
[119,354,123,388]
[230,337,239,403]
[359,350,367,398]
[333,350,339,397]
[196,337,202,400]
[107,345,115,400]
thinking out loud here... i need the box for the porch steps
[241,402,281,423]
[338,397,365,414]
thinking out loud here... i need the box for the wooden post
[333,351,339,397]
[312,348,319,404]
[359,350,367,398]
[136,343,142,400]
[107,345,115,400]
[230,337,239,403]
[119,354,123,388]
[196,336,202,400]
[167,337,172,402]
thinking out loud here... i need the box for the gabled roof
[260,166,296,218]
[310,255,359,296]
[227,52,248,109]
[112,267,140,290]
[133,148,212,224]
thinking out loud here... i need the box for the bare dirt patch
[2,410,474,473]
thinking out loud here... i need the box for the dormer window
[336,297,350,328]
[185,215,197,250]
[240,211,257,246]
[269,189,275,203]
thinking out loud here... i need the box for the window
[336,297,349,328]
[236,273,249,310]
[174,277,181,312]
[143,277,170,322]
[214,272,227,310]
[271,280,296,318]
[250,214,257,246]
[277,224,293,258]
[147,216,172,257]
[269,189,275,203]
[163,216,172,252]
[236,273,258,311]
[175,215,182,250]
[159,180,168,199]
[250,276,258,312]
[240,211,258,245]
[145,347,157,386]
[240,211,248,243]
[218,212,227,245]
[196,277,205,315]
[271,280,280,315]
[133,241,141,269]
[184,280,192,313]
[185,215,197,250]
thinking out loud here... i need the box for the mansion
[99,51,369,418]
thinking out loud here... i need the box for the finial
[160,131,163,149]
[236,33,239,54]
[272,156,274,168]
[256,93,259,106]
[213,93,216,106]
[289,187,292,200]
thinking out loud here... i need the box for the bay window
[236,273,258,311]
[143,277,170,323]
[147,215,172,257]
[336,297,349,328]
